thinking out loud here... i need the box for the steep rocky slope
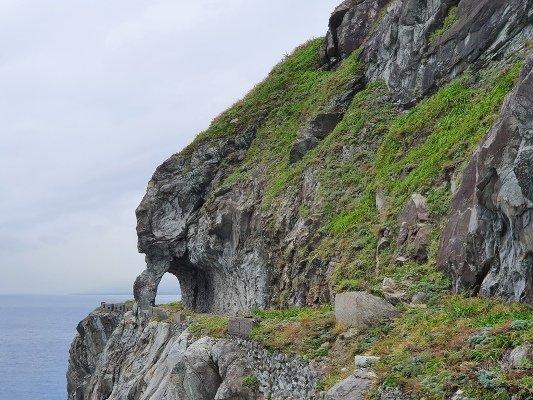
[69,0,533,399]
[133,0,533,314]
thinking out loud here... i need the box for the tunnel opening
[154,272,182,306]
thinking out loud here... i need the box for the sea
[0,294,179,400]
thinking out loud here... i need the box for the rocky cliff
[133,0,533,314]
[69,0,533,399]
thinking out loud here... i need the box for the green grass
[188,314,229,338]
[250,305,336,360]
[242,374,259,390]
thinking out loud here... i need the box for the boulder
[411,292,429,305]
[508,343,533,369]
[354,355,380,368]
[325,369,377,400]
[289,113,343,163]
[335,292,399,329]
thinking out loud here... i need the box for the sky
[0,0,340,295]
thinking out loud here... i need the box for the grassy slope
[168,39,532,398]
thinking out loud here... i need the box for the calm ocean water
[0,294,179,400]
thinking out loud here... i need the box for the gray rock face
[334,291,399,329]
[289,113,343,163]
[320,0,390,67]
[67,310,122,399]
[133,128,270,314]
[67,311,258,400]
[326,0,533,105]
[325,369,377,400]
[398,193,431,262]
[437,55,533,303]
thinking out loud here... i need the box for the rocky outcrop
[320,0,390,67]
[67,311,257,400]
[67,310,324,400]
[325,0,533,105]
[397,193,431,262]
[67,310,123,399]
[289,113,343,163]
[325,369,377,400]
[133,128,270,314]
[438,55,533,303]
[334,292,399,329]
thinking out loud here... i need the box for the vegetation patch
[250,305,336,360]
[242,374,260,390]
[369,296,533,399]
[429,5,458,44]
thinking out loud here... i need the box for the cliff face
[67,310,322,400]
[437,56,533,302]
[133,0,533,314]
[69,1,533,399]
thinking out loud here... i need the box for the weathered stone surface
[354,355,380,368]
[398,193,431,262]
[133,128,273,314]
[508,343,532,369]
[289,113,343,163]
[67,311,260,400]
[363,0,533,105]
[323,0,533,105]
[67,310,122,400]
[335,292,398,329]
[320,0,390,67]
[325,369,377,400]
[438,55,533,303]
[411,292,429,305]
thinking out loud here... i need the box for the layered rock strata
[438,55,533,303]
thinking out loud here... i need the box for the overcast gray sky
[0,0,339,295]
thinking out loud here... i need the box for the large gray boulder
[335,291,398,329]
[437,55,533,303]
